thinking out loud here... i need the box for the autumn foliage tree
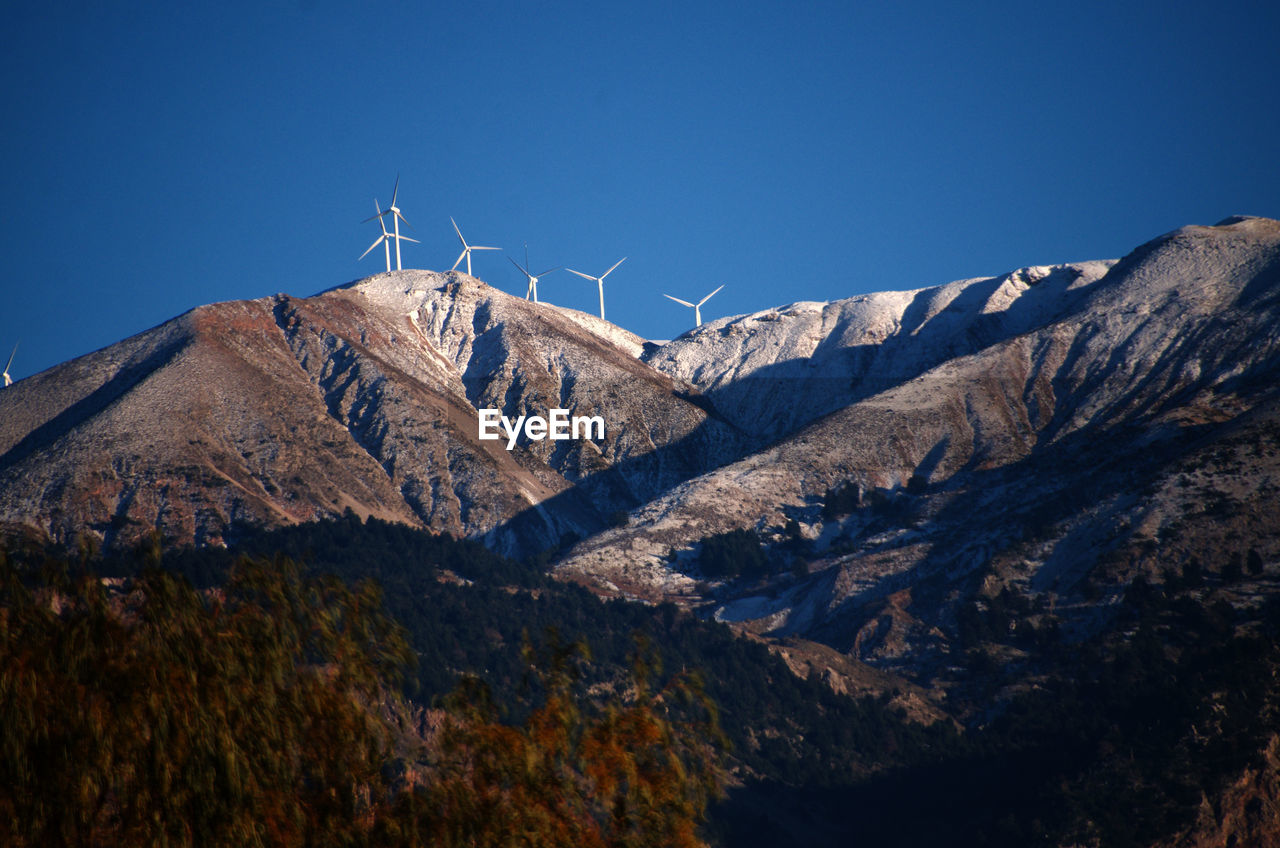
[0,551,413,847]
[387,638,725,848]
[1,547,725,847]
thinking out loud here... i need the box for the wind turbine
[363,176,413,270]
[663,284,724,328]
[3,343,16,388]
[360,199,419,273]
[450,218,501,277]
[566,257,627,321]
[508,245,560,303]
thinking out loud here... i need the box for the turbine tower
[450,218,500,277]
[663,284,724,328]
[363,176,413,270]
[508,245,560,303]
[3,343,16,388]
[360,199,419,273]
[566,257,626,321]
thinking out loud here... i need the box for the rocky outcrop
[4,218,1280,673]
[0,271,735,554]
[1156,736,1280,848]
[559,216,1280,669]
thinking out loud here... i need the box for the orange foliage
[1,549,724,848]
[389,639,726,848]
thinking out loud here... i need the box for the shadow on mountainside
[803,357,1280,661]
[483,266,1119,561]
[644,263,1106,441]
[0,335,187,472]
[1234,251,1280,309]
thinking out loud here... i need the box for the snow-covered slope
[0,271,734,552]
[4,216,1279,672]
[559,217,1280,669]
[644,261,1114,442]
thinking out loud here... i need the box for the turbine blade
[601,256,627,278]
[697,284,724,306]
[566,269,596,281]
[472,245,500,251]
[664,294,694,307]
[452,250,467,271]
[362,209,390,223]
[395,209,413,230]
[359,235,387,260]
[396,235,421,244]
[391,174,400,207]
[536,266,561,277]
[509,255,532,277]
[4,344,16,373]
[451,217,466,246]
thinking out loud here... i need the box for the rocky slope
[643,259,1116,442]
[559,215,1280,673]
[4,217,1279,674]
[0,271,737,554]
[5,215,1280,848]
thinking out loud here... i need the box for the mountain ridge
[3,219,1278,665]
[0,270,738,552]
[5,214,1280,848]
[556,215,1280,670]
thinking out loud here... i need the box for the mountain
[0,271,739,556]
[6,215,1280,845]
[560,215,1280,677]
[4,219,1278,605]
[2,217,1277,604]
[642,259,1116,442]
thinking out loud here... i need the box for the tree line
[0,547,723,847]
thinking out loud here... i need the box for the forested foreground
[0,551,722,847]
[5,516,1280,847]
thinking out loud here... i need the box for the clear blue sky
[3,0,1278,380]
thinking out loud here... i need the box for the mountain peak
[0,268,727,552]
[1213,213,1276,228]
[3,218,1278,603]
